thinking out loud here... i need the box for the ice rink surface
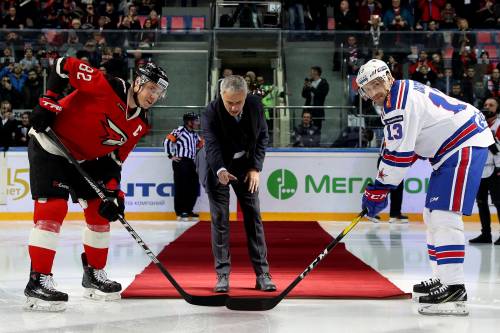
[1,220,499,333]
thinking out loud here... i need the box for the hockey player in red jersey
[24,57,169,312]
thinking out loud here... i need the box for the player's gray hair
[220,75,248,95]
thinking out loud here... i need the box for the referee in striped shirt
[164,112,204,221]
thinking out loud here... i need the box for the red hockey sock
[28,199,68,274]
[83,198,110,269]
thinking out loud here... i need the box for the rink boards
[0,148,485,221]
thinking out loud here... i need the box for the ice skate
[81,253,121,301]
[412,277,441,301]
[418,284,468,316]
[24,271,68,312]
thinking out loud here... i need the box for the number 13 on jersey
[386,123,403,140]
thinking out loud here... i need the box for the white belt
[233,151,246,159]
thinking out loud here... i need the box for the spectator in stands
[341,35,366,75]
[435,68,454,94]
[440,2,457,29]
[147,10,160,29]
[424,21,444,53]
[103,47,127,80]
[387,55,403,80]
[411,64,437,87]
[486,68,500,98]
[308,1,329,30]
[0,74,22,107]
[417,0,445,29]
[2,6,24,29]
[124,3,142,30]
[335,0,357,30]
[475,0,498,28]
[358,0,383,30]
[383,0,413,31]
[5,64,27,95]
[477,50,495,78]
[22,69,42,110]
[0,100,16,149]
[368,14,383,49]
[449,81,467,102]
[292,111,320,147]
[430,52,444,75]
[452,44,477,79]
[19,48,39,72]
[461,67,478,105]
[409,50,436,75]
[452,18,476,49]
[4,32,24,60]
[58,0,78,29]
[0,48,16,66]
[14,111,30,147]
[285,0,306,30]
[81,2,99,29]
[473,81,488,108]
[302,65,329,131]
[61,33,83,58]
[101,1,120,29]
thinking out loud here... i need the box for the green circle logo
[267,169,298,200]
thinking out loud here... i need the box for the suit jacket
[0,118,17,149]
[302,78,329,118]
[201,94,268,189]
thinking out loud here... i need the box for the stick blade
[185,294,229,306]
[225,297,279,311]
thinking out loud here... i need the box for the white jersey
[376,80,494,187]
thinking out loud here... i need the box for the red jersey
[52,57,149,162]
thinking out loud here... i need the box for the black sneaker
[82,253,121,301]
[214,273,229,293]
[495,237,500,245]
[188,212,200,221]
[413,277,441,294]
[389,214,409,224]
[418,284,468,316]
[24,271,68,312]
[469,234,492,244]
[179,212,189,222]
[255,273,277,292]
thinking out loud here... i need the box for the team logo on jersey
[377,168,388,182]
[101,117,128,146]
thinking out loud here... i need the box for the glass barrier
[1,29,497,149]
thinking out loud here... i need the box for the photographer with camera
[383,0,413,31]
[470,97,500,245]
[301,66,329,131]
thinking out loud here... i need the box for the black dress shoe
[469,234,492,244]
[255,273,276,292]
[494,237,500,245]
[214,274,229,293]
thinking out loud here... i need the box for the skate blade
[24,297,66,312]
[83,288,121,301]
[412,292,427,302]
[418,301,469,316]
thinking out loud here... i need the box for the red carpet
[122,221,410,299]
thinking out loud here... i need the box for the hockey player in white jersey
[356,59,494,316]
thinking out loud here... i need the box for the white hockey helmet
[356,59,392,99]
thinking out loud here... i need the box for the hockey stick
[44,128,228,307]
[225,209,367,311]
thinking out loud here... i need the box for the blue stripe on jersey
[384,80,409,114]
[429,116,483,166]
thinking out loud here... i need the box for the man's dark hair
[311,66,322,76]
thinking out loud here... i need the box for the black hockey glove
[98,189,125,222]
[31,95,63,132]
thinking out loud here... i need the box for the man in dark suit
[201,75,276,293]
[302,65,329,131]
[0,101,17,150]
